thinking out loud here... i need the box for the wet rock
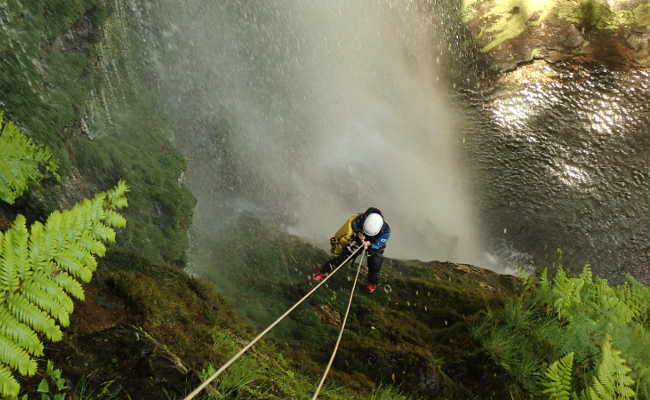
[51,14,98,53]
[319,304,342,327]
[562,24,585,49]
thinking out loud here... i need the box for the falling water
[147,1,488,266]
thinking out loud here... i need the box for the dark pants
[320,245,384,284]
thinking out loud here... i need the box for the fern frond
[93,223,116,242]
[0,307,43,356]
[106,180,129,209]
[592,279,636,324]
[0,363,20,397]
[586,335,635,400]
[0,112,59,204]
[52,270,85,300]
[0,334,37,376]
[0,181,128,397]
[617,275,650,323]
[30,274,74,314]
[20,282,70,327]
[541,352,574,400]
[77,235,106,256]
[6,294,62,341]
[0,226,20,295]
[579,265,592,282]
[104,209,127,228]
[552,268,585,321]
[55,253,92,283]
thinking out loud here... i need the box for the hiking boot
[366,283,377,293]
[310,271,328,282]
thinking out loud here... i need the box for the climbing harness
[182,246,364,400]
[311,248,366,400]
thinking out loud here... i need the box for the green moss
[92,254,247,369]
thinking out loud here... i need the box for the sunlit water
[462,63,650,282]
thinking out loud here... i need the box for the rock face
[462,0,650,70]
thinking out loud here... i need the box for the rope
[311,248,366,400]
[183,246,363,400]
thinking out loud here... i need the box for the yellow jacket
[330,215,358,255]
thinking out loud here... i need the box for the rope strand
[182,246,363,400]
[311,248,366,400]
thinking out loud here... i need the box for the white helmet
[363,213,383,237]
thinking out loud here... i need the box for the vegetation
[195,214,522,399]
[0,181,128,397]
[3,1,650,400]
[473,265,650,399]
[0,0,194,266]
[193,330,413,400]
[0,113,59,204]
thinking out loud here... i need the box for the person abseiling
[311,207,391,293]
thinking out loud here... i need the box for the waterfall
[150,0,488,266]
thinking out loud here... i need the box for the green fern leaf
[0,335,37,376]
[6,294,63,342]
[77,235,106,256]
[0,218,24,294]
[586,335,635,400]
[92,223,116,242]
[0,363,20,397]
[541,352,574,400]
[0,181,128,397]
[0,307,43,356]
[0,112,59,204]
[552,268,585,321]
[55,253,91,283]
[52,271,85,301]
[104,210,127,228]
[20,282,70,327]
[30,274,74,314]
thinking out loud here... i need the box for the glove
[345,241,360,253]
[330,237,339,254]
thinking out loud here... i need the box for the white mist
[155,0,486,265]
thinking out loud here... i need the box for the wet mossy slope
[30,215,522,399]
[198,214,523,399]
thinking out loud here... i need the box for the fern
[0,181,128,397]
[552,268,585,321]
[0,112,59,204]
[475,264,650,397]
[540,352,574,400]
[585,335,635,400]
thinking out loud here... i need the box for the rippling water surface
[463,63,650,282]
